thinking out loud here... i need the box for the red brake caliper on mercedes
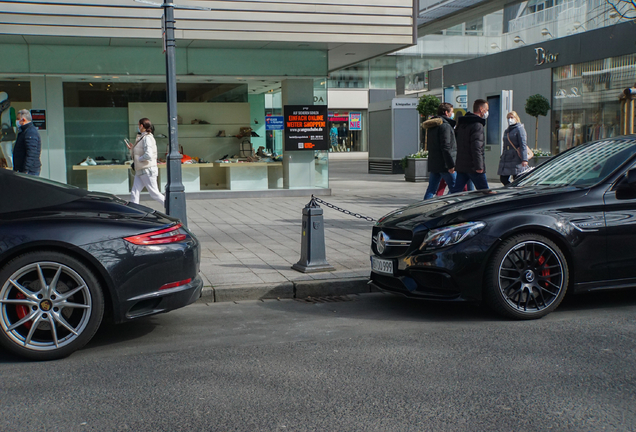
[536,253,550,284]
[15,293,32,329]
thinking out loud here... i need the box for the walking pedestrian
[127,118,165,205]
[13,109,42,176]
[452,99,489,192]
[497,111,529,186]
[423,102,457,199]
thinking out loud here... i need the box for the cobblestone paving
[143,159,427,288]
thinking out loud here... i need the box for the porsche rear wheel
[0,251,104,360]
[484,234,569,320]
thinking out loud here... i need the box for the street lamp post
[162,3,187,226]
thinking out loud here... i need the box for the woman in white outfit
[127,118,165,205]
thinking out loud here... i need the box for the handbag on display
[507,133,534,160]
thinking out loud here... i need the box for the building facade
[0,0,416,194]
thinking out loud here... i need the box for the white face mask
[508,118,517,126]
[16,120,21,128]
[138,126,142,134]
[483,111,489,119]
[449,112,455,120]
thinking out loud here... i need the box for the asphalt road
[2,291,636,432]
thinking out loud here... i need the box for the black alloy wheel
[484,234,569,320]
[0,251,104,360]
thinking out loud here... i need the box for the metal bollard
[292,196,335,273]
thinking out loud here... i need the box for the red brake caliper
[536,253,550,285]
[15,293,32,329]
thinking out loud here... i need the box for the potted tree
[525,93,550,150]
[403,95,439,181]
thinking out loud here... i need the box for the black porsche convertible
[0,171,202,360]
[371,136,636,319]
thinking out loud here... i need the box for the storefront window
[328,110,367,152]
[552,53,636,154]
[0,81,31,170]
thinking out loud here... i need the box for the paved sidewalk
[143,160,427,301]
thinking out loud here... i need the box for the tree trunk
[424,128,428,152]
[535,116,539,150]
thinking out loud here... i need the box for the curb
[197,277,372,303]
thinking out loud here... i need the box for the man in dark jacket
[451,99,489,192]
[423,102,456,199]
[13,109,42,176]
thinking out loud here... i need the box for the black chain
[310,195,376,222]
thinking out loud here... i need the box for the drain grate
[295,295,355,304]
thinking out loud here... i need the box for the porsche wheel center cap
[40,300,53,312]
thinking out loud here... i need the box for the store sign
[329,111,349,122]
[555,87,581,99]
[535,47,559,66]
[265,115,284,130]
[31,109,46,130]
[284,105,328,151]
[349,112,362,130]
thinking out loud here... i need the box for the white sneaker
[86,157,97,166]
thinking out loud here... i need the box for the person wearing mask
[452,99,489,192]
[127,118,165,205]
[13,109,42,176]
[497,111,528,186]
[423,102,457,199]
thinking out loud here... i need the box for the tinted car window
[515,139,636,188]
[0,170,88,214]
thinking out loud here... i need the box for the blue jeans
[452,172,489,193]
[424,171,457,199]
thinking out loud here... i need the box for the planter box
[404,158,428,182]
[528,155,551,167]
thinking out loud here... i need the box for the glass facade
[1,73,330,194]
[552,53,636,154]
[390,0,632,92]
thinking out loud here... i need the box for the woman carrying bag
[497,111,532,186]
[127,118,165,205]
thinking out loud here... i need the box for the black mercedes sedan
[0,170,202,360]
[371,135,636,319]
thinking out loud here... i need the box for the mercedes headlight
[420,222,486,250]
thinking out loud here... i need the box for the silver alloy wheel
[0,261,92,352]
[497,241,565,313]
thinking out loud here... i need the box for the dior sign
[535,47,559,66]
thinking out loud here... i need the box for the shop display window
[0,81,31,170]
[328,111,367,152]
[552,53,635,154]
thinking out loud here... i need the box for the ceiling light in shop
[93,76,102,78]
[89,83,93,87]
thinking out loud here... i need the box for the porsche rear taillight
[124,223,187,245]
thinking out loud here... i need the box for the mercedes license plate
[371,256,394,275]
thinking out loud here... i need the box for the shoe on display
[216,130,226,137]
[86,157,97,166]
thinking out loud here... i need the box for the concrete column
[281,79,315,189]
[30,76,66,183]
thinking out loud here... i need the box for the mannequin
[0,92,16,168]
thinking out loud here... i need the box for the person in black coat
[13,109,42,176]
[423,102,457,199]
[451,99,489,192]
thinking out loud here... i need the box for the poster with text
[349,112,362,130]
[284,105,328,151]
